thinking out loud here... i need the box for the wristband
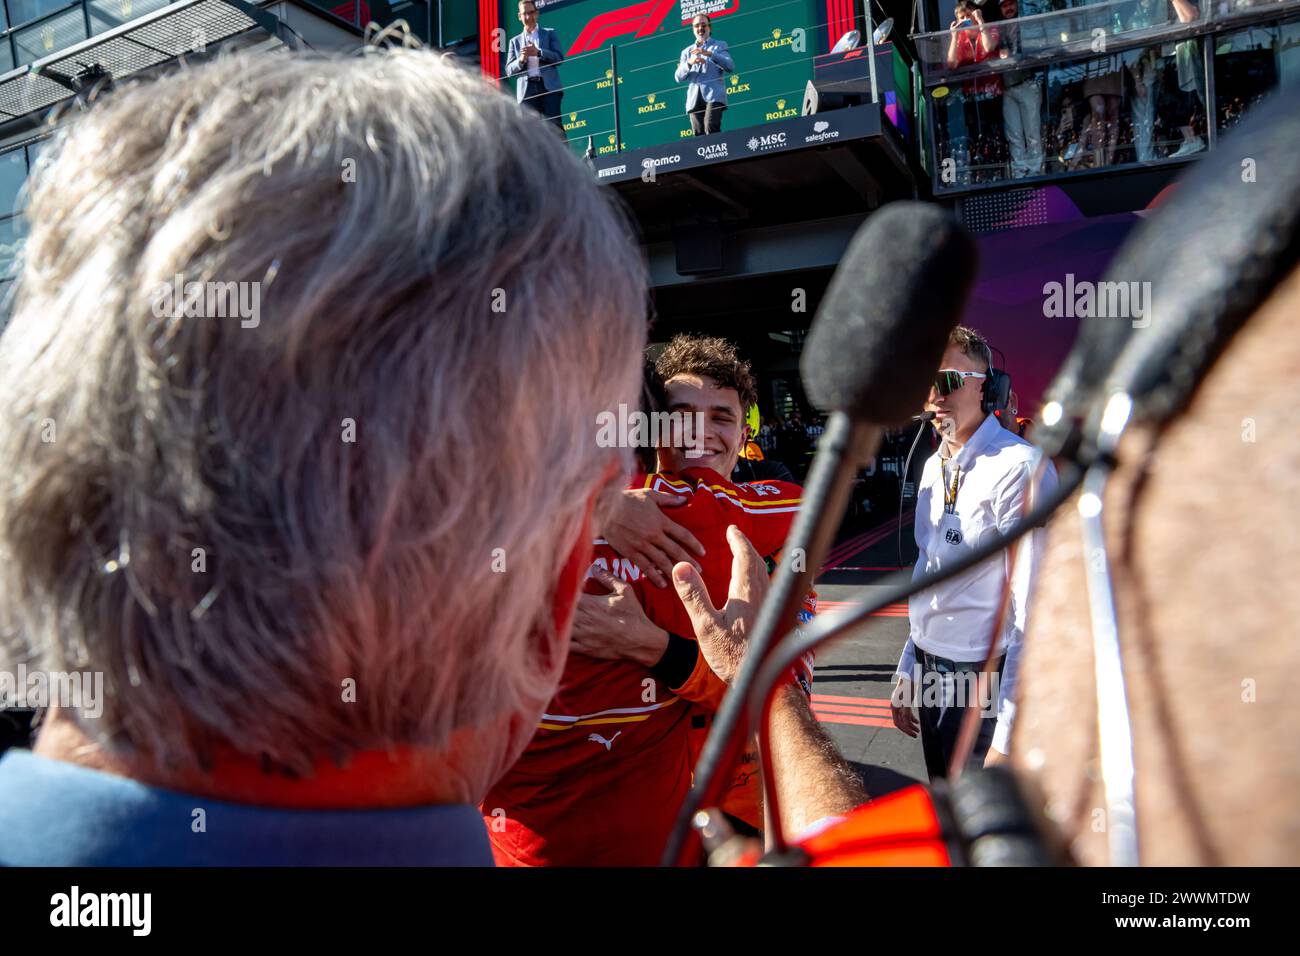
[787,658,814,697]
[652,631,698,689]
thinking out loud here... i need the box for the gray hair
[0,47,647,774]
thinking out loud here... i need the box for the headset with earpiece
[895,338,1012,563]
[981,368,1012,415]
[980,344,1012,415]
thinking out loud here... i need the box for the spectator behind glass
[945,0,998,70]
[996,0,1044,178]
[1171,0,1207,157]
[1120,0,1166,163]
[1081,48,1123,167]
[0,48,647,866]
[944,1,1001,172]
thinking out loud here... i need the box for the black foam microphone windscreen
[800,202,977,425]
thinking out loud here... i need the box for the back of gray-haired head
[0,48,647,778]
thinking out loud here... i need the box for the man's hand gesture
[671,525,767,685]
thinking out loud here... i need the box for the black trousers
[689,100,726,136]
[915,651,1004,781]
[523,78,564,133]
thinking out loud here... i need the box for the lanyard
[942,458,961,514]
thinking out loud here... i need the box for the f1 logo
[568,0,677,56]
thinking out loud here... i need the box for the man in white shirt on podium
[675,14,735,136]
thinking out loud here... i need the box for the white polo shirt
[895,413,1057,752]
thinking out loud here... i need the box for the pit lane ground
[810,511,928,796]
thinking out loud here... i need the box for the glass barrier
[87,0,174,35]
[913,0,1300,79]
[0,0,384,84]
[11,4,86,66]
[1213,19,1300,131]
[0,144,25,217]
[5,0,72,30]
[0,140,47,294]
[921,1,1300,190]
[932,35,1213,187]
[0,214,23,279]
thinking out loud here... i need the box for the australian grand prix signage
[484,0,851,158]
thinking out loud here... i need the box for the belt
[920,650,1003,674]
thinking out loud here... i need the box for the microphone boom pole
[663,414,879,864]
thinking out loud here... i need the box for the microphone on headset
[662,202,977,865]
[898,411,936,566]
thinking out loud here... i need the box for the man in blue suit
[506,0,565,132]
[675,14,735,136]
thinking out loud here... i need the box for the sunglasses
[933,369,986,396]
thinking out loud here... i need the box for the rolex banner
[491,0,836,157]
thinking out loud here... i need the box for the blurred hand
[984,747,1008,768]
[604,488,704,588]
[671,525,767,685]
[570,565,668,667]
[890,677,919,737]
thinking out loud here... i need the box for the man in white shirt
[890,326,1056,779]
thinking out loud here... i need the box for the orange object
[796,786,952,867]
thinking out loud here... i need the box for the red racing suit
[483,467,814,866]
